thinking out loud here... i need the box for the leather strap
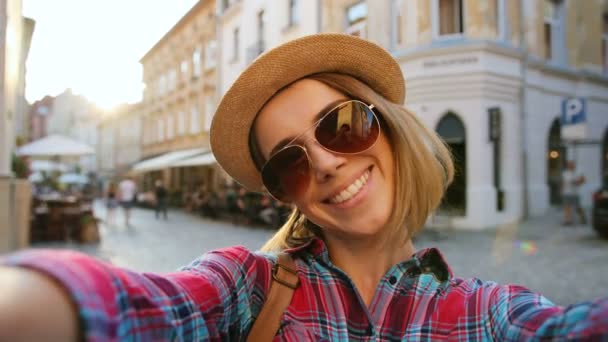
[247,253,299,342]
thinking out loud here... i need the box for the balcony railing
[246,40,265,64]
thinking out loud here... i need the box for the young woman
[1,34,606,341]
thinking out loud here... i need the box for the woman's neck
[324,232,415,306]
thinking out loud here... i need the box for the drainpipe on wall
[518,0,529,219]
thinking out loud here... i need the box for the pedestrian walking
[0,34,606,341]
[104,181,118,227]
[117,175,137,227]
[154,179,168,220]
[561,160,587,225]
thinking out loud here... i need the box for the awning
[132,148,206,172]
[171,152,216,167]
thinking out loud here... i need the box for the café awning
[171,151,216,167]
[131,148,206,173]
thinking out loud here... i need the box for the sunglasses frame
[261,99,380,201]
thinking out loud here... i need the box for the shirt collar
[287,237,453,281]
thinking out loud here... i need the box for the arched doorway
[436,112,466,215]
[547,118,566,205]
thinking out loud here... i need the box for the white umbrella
[17,134,95,157]
[58,173,89,184]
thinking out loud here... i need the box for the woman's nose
[306,141,347,183]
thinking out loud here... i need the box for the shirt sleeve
[2,246,273,341]
[488,283,608,340]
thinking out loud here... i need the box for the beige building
[136,0,219,194]
[213,0,608,229]
[0,0,35,252]
[46,89,100,173]
[130,0,608,228]
[98,103,143,181]
[372,0,608,229]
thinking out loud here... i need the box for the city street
[34,201,608,307]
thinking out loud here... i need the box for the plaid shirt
[4,238,608,341]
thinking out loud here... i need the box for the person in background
[258,193,278,227]
[561,160,587,225]
[154,179,168,220]
[117,175,137,227]
[104,182,118,227]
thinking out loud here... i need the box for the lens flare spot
[514,240,538,256]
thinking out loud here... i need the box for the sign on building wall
[560,97,587,141]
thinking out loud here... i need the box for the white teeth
[329,170,370,204]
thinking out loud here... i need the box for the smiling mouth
[324,167,372,204]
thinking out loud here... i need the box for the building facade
[137,0,219,193]
[127,0,608,229]
[379,0,608,229]
[0,0,35,252]
[211,0,608,229]
[28,95,53,141]
[45,88,100,173]
[97,102,143,182]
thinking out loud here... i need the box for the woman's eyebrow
[268,99,348,157]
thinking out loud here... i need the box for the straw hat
[210,33,405,191]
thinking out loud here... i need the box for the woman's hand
[0,266,79,341]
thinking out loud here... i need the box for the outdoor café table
[32,195,82,242]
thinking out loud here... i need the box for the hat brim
[210,33,405,191]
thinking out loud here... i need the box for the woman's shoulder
[179,246,282,282]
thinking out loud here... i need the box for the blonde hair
[257,73,453,252]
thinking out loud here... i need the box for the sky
[23,0,199,109]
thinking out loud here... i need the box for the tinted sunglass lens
[262,146,310,201]
[315,101,379,153]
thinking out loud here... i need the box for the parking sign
[561,97,587,141]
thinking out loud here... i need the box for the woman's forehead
[253,79,345,156]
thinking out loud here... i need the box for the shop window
[438,0,464,36]
[192,48,201,77]
[345,1,367,38]
[288,0,299,27]
[205,40,217,70]
[232,27,240,61]
[543,0,566,64]
[180,60,188,80]
[392,0,403,45]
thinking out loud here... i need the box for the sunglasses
[261,100,380,202]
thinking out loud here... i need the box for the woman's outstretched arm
[0,266,79,341]
[0,246,272,340]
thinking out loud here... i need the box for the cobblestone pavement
[34,201,607,306]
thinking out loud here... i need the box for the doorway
[547,118,566,205]
[436,112,466,215]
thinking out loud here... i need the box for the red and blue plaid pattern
[4,238,608,341]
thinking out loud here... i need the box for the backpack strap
[247,253,299,342]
